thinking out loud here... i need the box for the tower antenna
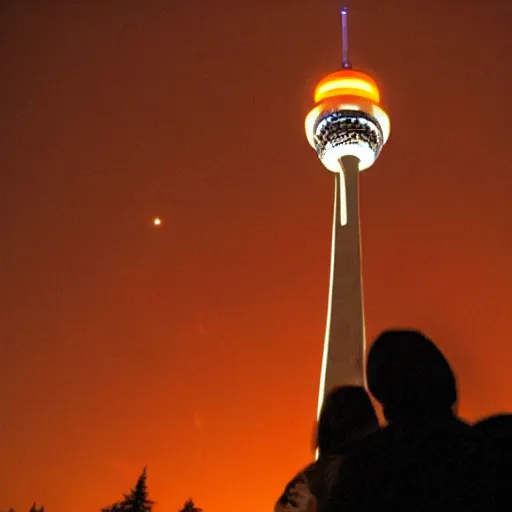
[340,7,351,69]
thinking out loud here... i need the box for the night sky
[1,0,512,510]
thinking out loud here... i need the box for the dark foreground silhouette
[276,385,379,512]
[277,329,511,512]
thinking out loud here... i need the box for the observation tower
[305,8,390,416]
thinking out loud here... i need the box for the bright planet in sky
[153,217,161,226]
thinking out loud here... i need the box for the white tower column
[317,155,365,417]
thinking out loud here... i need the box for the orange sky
[1,1,512,511]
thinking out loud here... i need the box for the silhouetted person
[327,329,489,512]
[474,413,512,507]
[316,385,379,456]
[275,386,378,512]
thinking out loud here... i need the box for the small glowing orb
[153,217,162,226]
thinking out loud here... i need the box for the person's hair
[316,385,379,457]
[366,329,457,422]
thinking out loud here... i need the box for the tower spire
[340,7,351,69]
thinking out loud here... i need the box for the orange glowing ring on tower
[314,70,380,104]
[305,68,390,172]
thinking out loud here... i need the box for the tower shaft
[317,155,365,417]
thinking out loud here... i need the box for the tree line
[4,468,202,512]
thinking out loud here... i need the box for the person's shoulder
[335,427,393,472]
[441,416,474,434]
[424,416,481,446]
[347,425,395,453]
[304,456,343,502]
[308,455,343,479]
[276,468,307,507]
[301,456,342,485]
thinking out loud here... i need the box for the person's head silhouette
[316,385,379,456]
[366,329,457,423]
